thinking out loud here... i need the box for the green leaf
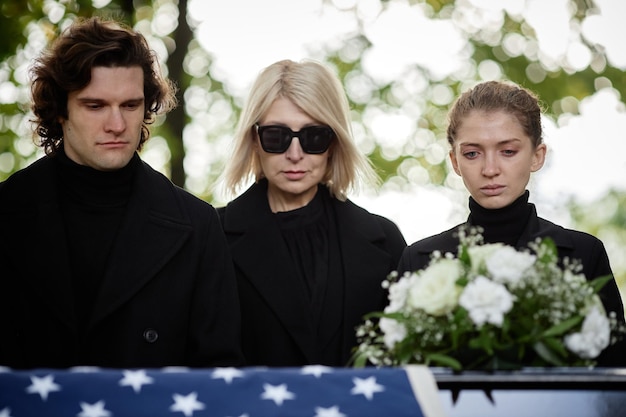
[541,336,569,358]
[468,329,495,355]
[426,353,462,371]
[542,316,583,337]
[589,275,613,293]
[349,351,368,368]
[533,341,566,366]
[458,244,471,267]
[455,276,469,287]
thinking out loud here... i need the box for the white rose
[564,306,611,359]
[467,243,504,273]
[459,275,514,327]
[407,258,463,316]
[379,317,408,349]
[485,246,536,285]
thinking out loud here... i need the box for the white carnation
[485,246,536,285]
[564,306,611,359]
[407,259,463,316]
[459,275,514,327]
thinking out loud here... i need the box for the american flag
[0,365,445,417]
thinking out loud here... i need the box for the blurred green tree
[0,0,624,296]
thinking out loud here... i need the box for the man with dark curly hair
[0,17,243,369]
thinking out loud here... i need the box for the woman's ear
[531,143,547,172]
[450,149,461,176]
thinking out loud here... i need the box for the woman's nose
[285,137,304,160]
[482,154,500,177]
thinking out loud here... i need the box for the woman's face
[256,96,331,212]
[450,110,546,209]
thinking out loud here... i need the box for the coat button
[143,328,159,343]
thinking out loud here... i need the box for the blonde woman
[217,59,406,366]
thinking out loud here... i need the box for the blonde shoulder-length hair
[218,59,378,201]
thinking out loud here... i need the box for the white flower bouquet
[353,228,624,371]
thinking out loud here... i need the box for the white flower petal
[459,276,514,327]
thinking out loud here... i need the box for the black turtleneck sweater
[467,190,532,247]
[56,150,137,333]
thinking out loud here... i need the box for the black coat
[0,155,243,369]
[398,203,625,366]
[218,180,406,366]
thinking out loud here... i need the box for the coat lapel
[222,182,317,361]
[331,200,393,358]
[232,224,316,354]
[89,161,193,327]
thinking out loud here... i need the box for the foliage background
[1,0,624,305]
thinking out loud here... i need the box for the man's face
[61,66,145,171]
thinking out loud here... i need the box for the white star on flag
[212,367,244,384]
[314,405,346,417]
[351,376,385,400]
[170,391,206,416]
[260,383,295,406]
[25,375,61,401]
[0,367,438,416]
[77,400,111,417]
[119,369,154,393]
[301,365,334,378]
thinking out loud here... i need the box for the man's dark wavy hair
[30,16,177,155]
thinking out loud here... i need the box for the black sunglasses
[255,124,334,154]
